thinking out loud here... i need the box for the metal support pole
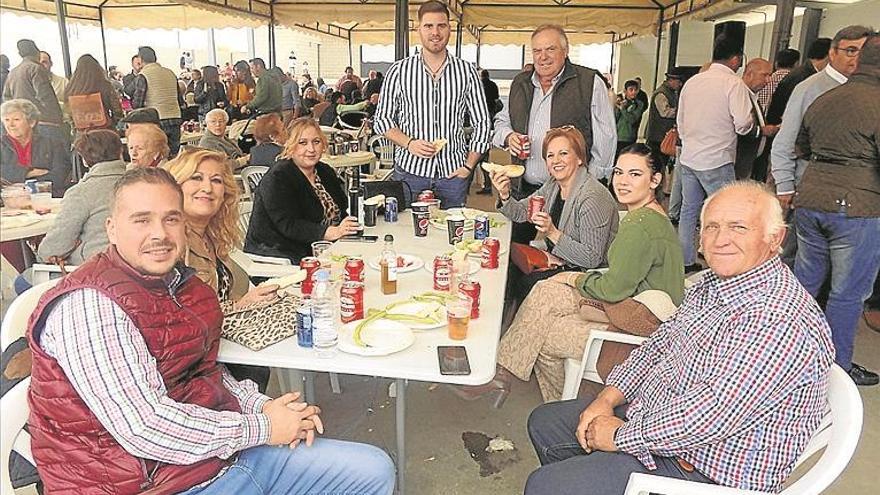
[521,45,526,69]
[246,27,256,60]
[317,44,322,78]
[476,41,481,68]
[610,33,617,79]
[394,0,409,61]
[652,9,665,90]
[798,8,823,65]
[98,8,109,70]
[455,22,463,58]
[667,21,680,72]
[268,5,276,67]
[207,29,217,66]
[54,0,72,77]
[769,0,796,66]
[395,378,406,495]
[348,37,353,67]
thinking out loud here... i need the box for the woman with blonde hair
[126,124,170,168]
[245,117,358,262]
[163,149,277,389]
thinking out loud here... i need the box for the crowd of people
[1,1,878,493]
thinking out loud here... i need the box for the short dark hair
[131,54,140,63]
[775,48,800,69]
[807,38,832,59]
[624,79,639,90]
[832,25,874,47]
[856,34,880,72]
[345,66,354,72]
[249,58,266,69]
[74,129,123,166]
[418,0,449,21]
[138,46,157,64]
[712,35,743,61]
[111,167,182,213]
[621,143,662,174]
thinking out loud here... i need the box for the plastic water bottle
[312,269,338,358]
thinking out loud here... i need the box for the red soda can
[433,255,453,291]
[344,256,365,282]
[528,195,546,220]
[300,256,321,295]
[418,190,435,203]
[517,135,531,160]
[481,238,500,269]
[340,281,365,323]
[458,279,481,319]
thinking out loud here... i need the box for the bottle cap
[315,269,330,281]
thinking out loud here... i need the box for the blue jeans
[179,440,395,495]
[668,162,683,221]
[677,163,735,265]
[393,166,469,208]
[794,208,880,370]
[526,398,715,495]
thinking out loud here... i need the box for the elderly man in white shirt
[676,35,754,272]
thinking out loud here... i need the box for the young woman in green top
[450,144,685,405]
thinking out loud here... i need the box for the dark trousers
[526,397,716,495]
[225,363,271,394]
[511,179,542,244]
[159,118,183,156]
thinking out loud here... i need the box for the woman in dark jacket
[247,113,286,166]
[244,117,359,262]
[193,65,228,122]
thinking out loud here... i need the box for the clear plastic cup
[446,293,472,340]
[30,192,53,215]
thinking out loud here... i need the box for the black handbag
[363,180,412,209]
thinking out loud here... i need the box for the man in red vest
[26,167,395,494]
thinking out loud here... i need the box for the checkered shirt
[607,257,834,492]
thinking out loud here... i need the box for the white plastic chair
[1,377,34,495]
[234,201,299,279]
[561,329,647,400]
[368,135,394,171]
[1,279,59,352]
[239,166,268,201]
[624,365,863,495]
[29,263,78,286]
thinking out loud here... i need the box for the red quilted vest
[26,247,241,494]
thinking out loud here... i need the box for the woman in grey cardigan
[493,126,618,302]
[37,130,126,265]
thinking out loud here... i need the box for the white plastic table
[218,210,511,494]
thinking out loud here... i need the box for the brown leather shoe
[864,310,880,333]
[446,367,514,408]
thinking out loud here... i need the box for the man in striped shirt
[525,182,834,495]
[26,167,395,494]
[373,0,491,208]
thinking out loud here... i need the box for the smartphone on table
[437,345,471,375]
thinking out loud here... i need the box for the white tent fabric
[1,0,731,44]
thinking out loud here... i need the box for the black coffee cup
[364,201,379,227]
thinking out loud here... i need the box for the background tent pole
[395,0,409,60]
[54,0,72,77]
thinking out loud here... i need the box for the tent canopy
[1,0,732,44]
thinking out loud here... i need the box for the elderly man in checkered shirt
[525,181,834,495]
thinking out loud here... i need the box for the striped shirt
[40,288,271,465]
[373,52,491,178]
[607,257,834,492]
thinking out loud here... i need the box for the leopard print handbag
[221,294,300,351]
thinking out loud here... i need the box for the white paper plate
[337,319,415,356]
[367,254,424,273]
[384,300,447,330]
[451,241,508,259]
[422,259,481,276]
[428,207,489,231]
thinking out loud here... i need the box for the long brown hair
[64,54,114,101]
[202,65,221,85]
